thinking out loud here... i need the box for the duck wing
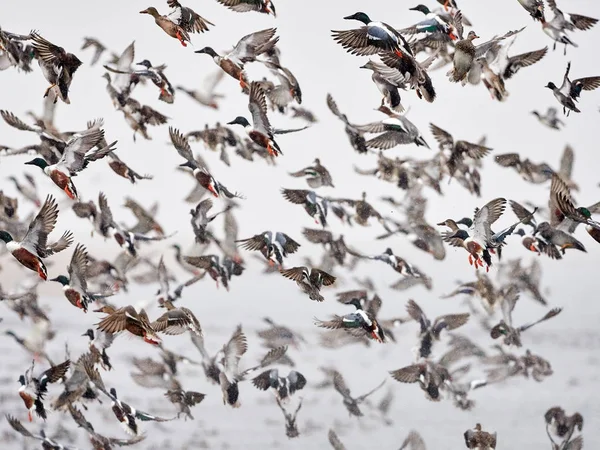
[366,131,415,150]
[302,228,333,244]
[248,82,273,136]
[280,266,310,283]
[231,28,278,63]
[22,195,59,256]
[152,309,192,335]
[509,200,537,229]
[399,430,427,450]
[169,127,195,163]
[276,232,301,254]
[328,429,347,450]
[216,0,260,13]
[236,233,269,251]
[58,126,106,173]
[311,268,336,287]
[503,47,547,79]
[332,27,382,56]
[474,28,525,59]
[356,378,386,402]
[550,173,585,223]
[167,0,213,33]
[281,188,312,205]
[500,285,520,326]
[221,325,248,381]
[472,197,507,243]
[432,313,470,337]
[332,371,353,399]
[30,32,68,67]
[429,123,454,149]
[96,306,135,334]
[406,299,429,333]
[390,364,424,383]
[68,244,89,292]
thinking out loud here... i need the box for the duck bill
[179,161,195,169]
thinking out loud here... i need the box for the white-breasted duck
[252,369,307,402]
[545,62,600,115]
[281,188,329,226]
[332,12,412,58]
[0,195,73,280]
[400,4,458,40]
[236,230,300,266]
[24,121,117,199]
[170,127,244,199]
[18,359,70,421]
[227,81,283,156]
[50,244,98,312]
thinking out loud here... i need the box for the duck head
[49,275,69,286]
[140,7,160,17]
[359,61,376,71]
[24,157,49,170]
[466,31,480,41]
[136,59,152,68]
[347,298,363,310]
[545,82,557,90]
[456,217,473,227]
[577,207,592,218]
[18,375,26,386]
[343,12,372,25]
[409,5,431,15]
[227,116,251,128]
[179,160,197,170]
[0,230,13,243]
[195,47,219,58]
[82,329,94,339]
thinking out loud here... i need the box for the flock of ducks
[1,0,599,448]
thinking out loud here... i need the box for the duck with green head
[24,123,116,200]
[332,12,413,58]
[49,244,92,312]
[0,195,73,280]
[400,5,457,40]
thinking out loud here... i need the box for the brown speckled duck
[140,1,213,47]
